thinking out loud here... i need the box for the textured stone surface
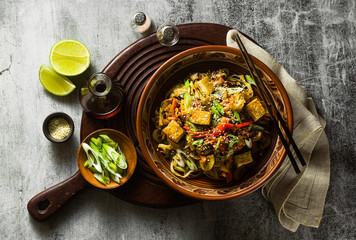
[0,0,355,239]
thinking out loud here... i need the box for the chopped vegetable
[251,124,265,131]
[182,92,192,111]
[211,106,221,116]
[213,100,224,115]
[215,136,222,150]
[227,87,244,95]
[186,121,196,131]
[83,135,128,185]
[82,143,102,173]
[185,78,190,89]
[233,111,241,123]
[228,138,240,148]
[192,139,203,146]
[245,75,256,86]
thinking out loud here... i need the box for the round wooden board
[80,23,256,207]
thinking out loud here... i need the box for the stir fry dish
[152,68,272,183]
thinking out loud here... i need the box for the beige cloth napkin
[227,30,330,232]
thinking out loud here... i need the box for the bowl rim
[77,128,137,190]
[136,45,293,200]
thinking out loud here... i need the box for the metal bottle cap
[163,26,175,41]
[133,12,146,26]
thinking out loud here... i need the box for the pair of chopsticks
[232,32,306,174]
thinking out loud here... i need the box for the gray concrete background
[0,0,355,239]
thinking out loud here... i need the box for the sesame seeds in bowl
[43,112,74,143]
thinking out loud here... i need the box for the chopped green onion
[215,136,222,150]
[225,149,235,160]
[82,143,102,173]
[186,121,196,131]
[233,111,241,123]
[245,75,256,86]
[251,124,265,131]
[213,100,224,115]
[192,139,204,146]
[84,160,89,167]
[91,137,102,149]
[185,78,190,89]
[174,165,186,173]
[99,134,116,148]
[228,134,238,138]
[211,106,221,116]
[183,92,192,110]
[94,173,110,185]
[228,139,240,148]
[227,87,243,95]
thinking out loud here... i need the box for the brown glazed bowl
[77,129,137,189]
[137,45,293,200]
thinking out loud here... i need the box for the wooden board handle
[27,171,90,221]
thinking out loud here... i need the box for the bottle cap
[162,26,175,41]
[157,24,180,46]
[133,12,146,26]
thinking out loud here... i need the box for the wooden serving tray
[28,23,259,221]
[80,23,236,207]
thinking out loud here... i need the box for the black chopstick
[233,32,306,174]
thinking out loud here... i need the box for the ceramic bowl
[42,112,74,143]
[77,129,137,189]
[137,45,293,200]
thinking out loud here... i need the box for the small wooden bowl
[77,129,137,189]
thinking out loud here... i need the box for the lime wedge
[39,64,76,96]
[49,39,90,76]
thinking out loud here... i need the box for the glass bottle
[157,24,179,46]
[79,73,125,119]
[131,12,153,36]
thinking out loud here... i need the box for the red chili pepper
[183,125,190,131]
[191,120,254,139]
[172,98,177,117]
[193,101,201,107]
[235,120,254,128]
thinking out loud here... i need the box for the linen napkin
[227,30,330,232]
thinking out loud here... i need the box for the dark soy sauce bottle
[79,73,125,119]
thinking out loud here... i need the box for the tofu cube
[245,98,266,121]
[234,151,254,168]
[196,77,214,96]
[190,110,211,125]
[230,93,246,112]
[162,120,185,142]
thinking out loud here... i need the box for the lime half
[49,39,90,76]
[39,64,76,96]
